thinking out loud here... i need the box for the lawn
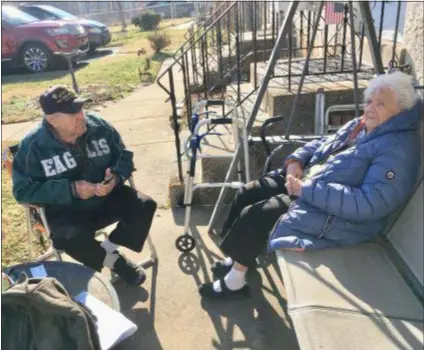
[1,141,46,268]
[1,18,192,124]
[107,17,191,51]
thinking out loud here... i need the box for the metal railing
[157,0,406,184]
[157,1,285,182]
[156,2,237,183]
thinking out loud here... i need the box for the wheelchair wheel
[175,234,195,253]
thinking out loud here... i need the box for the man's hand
[95,168,116,197]
[285,174,304,197]
[74,180,97,200]
[286,161,303,179]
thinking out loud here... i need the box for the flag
[323,2,345,25]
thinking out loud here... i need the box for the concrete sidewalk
[1,58,297,349]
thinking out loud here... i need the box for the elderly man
[12,85,157,285]
[199,71,423,299]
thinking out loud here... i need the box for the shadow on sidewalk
[199,271,298,350]
[172,212,299,350]
[114,260,163,350]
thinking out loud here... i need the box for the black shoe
[113,254,146,286]
[211,260,233,277]
[199,278,251,300]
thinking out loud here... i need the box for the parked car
[18,4,111,52]
[143,1,196,19]
[1,6,89,73]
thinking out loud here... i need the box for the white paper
[75,291,137,350]
[29,265,48,278]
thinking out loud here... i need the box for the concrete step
[245,57,373,136]
[262,80,370,137]
[170,123,241,206]
[253,57,373,124]
[254,56,374,86]
[169,172,239,206]
[227,83,268,113]
[188,30,291,92]
[226,83,274,137]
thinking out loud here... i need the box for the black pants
[220,173,293,267]
[46,185,157,272]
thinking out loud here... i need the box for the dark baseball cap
[39,85,89,115]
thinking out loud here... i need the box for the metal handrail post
[358,1,385,74]
[168,70,184,184]
[348,1,360,119]
[284,1,324,140]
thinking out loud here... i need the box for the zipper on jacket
[318,215,336,239]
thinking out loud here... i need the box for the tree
[116,1,127,33]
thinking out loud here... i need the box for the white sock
[213,266,247,292]
[103,251,119,269]
[222,257,233,266]
[100,239,119,254]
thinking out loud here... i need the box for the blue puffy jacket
[268,101,423,252]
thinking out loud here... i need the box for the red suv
[1,6,89,73]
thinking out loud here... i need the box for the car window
[20,7,47,20]
[38,5,78,20]
[1,6,38,26]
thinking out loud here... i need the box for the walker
[176,99,250,252]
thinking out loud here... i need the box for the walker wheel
[175,234,195,252]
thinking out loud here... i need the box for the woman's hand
[286,161,303,179]
[285,174,304,197]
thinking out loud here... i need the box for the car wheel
[21,43,52,73]
[88,45,97,53]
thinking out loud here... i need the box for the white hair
[364,71,418,111]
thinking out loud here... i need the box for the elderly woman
[199,71,422,299]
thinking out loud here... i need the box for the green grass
[1,97,43,124]
[2,55,148,124]
[1,142,46,268]
[107,18,191,49]
[1,18,190,124]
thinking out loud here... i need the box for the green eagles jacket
[12,113,134,211]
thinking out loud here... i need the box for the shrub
[132,11,161,31]
[147,32,170,53]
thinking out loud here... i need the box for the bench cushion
[276,243,423,321]
[290,309,423,350]
[387,180,423,286]
[385,108,423,286]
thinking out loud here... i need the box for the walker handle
[206,100,225,107]
[210,118,232,125]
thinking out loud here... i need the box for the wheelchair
[2,144,157,283]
